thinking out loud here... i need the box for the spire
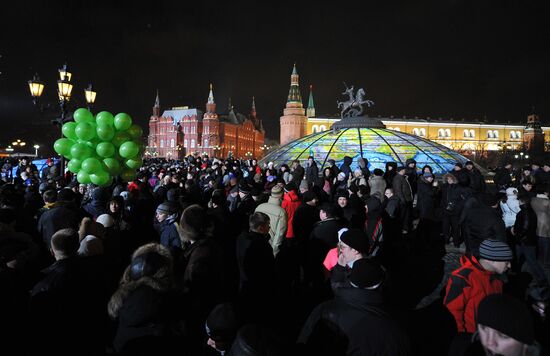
[307,85,315,118]
[152,89,160,117]
[251,96,257,118]
[154,89,160,107]
[207,83,214,104]
[287,63,303,105]
[228,97,233,112]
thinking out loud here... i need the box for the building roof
[162,108,202,125]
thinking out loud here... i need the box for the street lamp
[33,144,40,157]
[12,139,26,149]
[27,63,96,180]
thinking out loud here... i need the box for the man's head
[543,163,550,172]
[303,191,318,206]
[292,159,300,169]
[249,212,270,234]
[336,191,349,208]
[477,294,535,356]
[397,166,406,176]
[238,183,251,200]
[522,180,533,192]
[454,162,463,171]
[42,189,57,204]
[478,239,513,274]
[384,187,394,199]
[465,161,474,171]
[349,258,385,290]
[319,203,336,221]
[155,202,177,223]
[50,228,79,261]
[339,229,369,265]
[205,303,242,353]
[423,172,434,182]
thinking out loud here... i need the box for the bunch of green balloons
[53,108,144,186]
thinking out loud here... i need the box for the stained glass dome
[261,126,470,175]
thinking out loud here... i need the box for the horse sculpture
[337,84,375,118]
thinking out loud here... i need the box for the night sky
[1,1,549,155]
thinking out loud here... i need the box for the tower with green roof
[307,85,315,118]
[280,63,307,145]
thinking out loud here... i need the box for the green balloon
[96,124,115,141]
[114,113,132,131]
[96,142,115,158]
[90,170,111,186]
[112,131,131,147]
[54,138,73,157]
[67,158,82,173]
[127,124,143,139]
[81,157,102,174]
[77,170,91,184]
[73,108,94,123]
[119,141,139,158]
[70,143,93,160]
[124,157,142,170]
[103,158,121,175]
[62,122,78,140]
[75,122,96,141]
[120,169,136,182]
[95,111,114,126]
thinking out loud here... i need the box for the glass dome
[261,127,470,174]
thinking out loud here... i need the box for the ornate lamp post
[27,63,97,179]
[33,144,40,157]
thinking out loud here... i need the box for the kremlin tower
[202,84,220,157]
[307,85,316,118]
[280,64,308,145]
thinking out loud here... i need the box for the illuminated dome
[262,123,470,175]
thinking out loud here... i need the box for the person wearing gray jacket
[254,185,288,257]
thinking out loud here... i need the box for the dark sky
[1,1,549,154]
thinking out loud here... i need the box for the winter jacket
[392,173,413,204]
[236,231,275,294]
[461,200,506,255]
[293,203,320,241]
[417,176,440,220]
[384,162,398,188]
[357,157,371,179]
[306,161,319,185]
[339,156,353,179]
[255,197,288,256]
[531,195,550,238]
[159,218,182,251]
[513,203,538,245]
[466,167,486,193]
[493,167,513,190]
[500,188,520,227]
[290,164,305,184]
[282,190,302,238]
[298,285,411,355]
[444,255,505,333]
[37,203,81,247]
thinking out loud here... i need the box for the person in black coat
[156,202,181,252]
[305,156,319,187]
[339,156,353,180]
[416,172,441,222]
[465,161,486,193]
[82,186,110,219]
[384,161,398,188]
[441,173,469,247]
[236,212,275,297]
[37,188,81,248]
[451,162,471,188]
[512,194,548,287]
[405,158,418,196]
[298,258,411,355]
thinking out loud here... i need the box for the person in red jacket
[443,239,513,333]
[281,182,301,239]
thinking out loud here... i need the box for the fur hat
[179,204,212,242]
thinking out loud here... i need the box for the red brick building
[147,86,265,159]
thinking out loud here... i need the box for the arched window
[312,125,319,133]
[191,139,195,148]
[184,139,188,148]
[510,131,516,139]
[445,129,451,137]
[204,139,209,147]
[160,139,164,148]
[516,131,521,139]
[493,130,499,139]
[469,130,475,138]
[420,128,426,137]
[413,128,420,136]
[463,129,469,138]
[170,139,175,147]
[319,125,327,131]
[438,129,445,138]
[487,131,494,139]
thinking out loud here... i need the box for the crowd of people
[1,152,550,355]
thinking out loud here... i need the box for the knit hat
[129,250,167,281]
[373,168,384,176]
[337,172,347,180]
[299,180,309,191]
[465,161,474,167]
[340,228,369,253]
[284,182,297,193]
[396,166,406,172]
[271,185,283,199]
[156,202,177,215]
[96,214,115,228]
[206,302,242,343]
[477,294,535,345]
[302,191,317,203]
[455,162,463,169]
[349,258,385,289]
[479,239,513,261]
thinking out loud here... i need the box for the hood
[385,161,398,170]
[505,187,518,197]
[343,156,352,165]
[405,158,417,167]
[357,157,368,168]
[284,190,300,203]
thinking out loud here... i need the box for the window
[170,139,175,148]
[463,129,469,138]
[516,131,521,139]
[160,139,164,148]
[191,139,195,148]
[493,130,499,139]
[204,139,209,147]
[312,125,319,133]
[319,125,327,131]
[470,130,475,138]
[445,129,451,137]
[438,129,445,138]
[420,128,426,137]
[184,139,188,147]
[510,131,516,139]
[487,131,494,139]
[413,128,420,136]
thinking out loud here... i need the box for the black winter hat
[348,258,385,289]
[129,251,166,281]
[373,168,384,176]
[239,183,251,194]
[340,228,369,253]
[206,303,242,343]
[477,294,535,345]
[57,188,76,202]
[455,162,463,169]
[302,191,317,203]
